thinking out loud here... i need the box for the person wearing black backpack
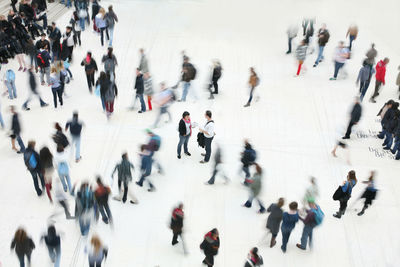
[241,140,257,184]
[208,60,222,99]
[333,170,357,219]
[24,140,45,196]
[199,110,215,163]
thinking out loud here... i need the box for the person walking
[105,5,118,47]
[179,56,196,102]
[138,48,149,73]
[49,67,63,108]
[143,72,154,111]
[40,225,61,267]
[102,47,118,81]
[342,97,362,139]
[244,67,259,107]
[104,79,118,119]
[24,140,45,196]
[357,171,378,216]
[39,146,54,202]
[111,153,138,204]
[295,40,308,76]
[94,177,113,224]
[205,144,229,185]
[170,203,184,246]
[313,24,330,67]
[280,201,299,253]
[241,140,257,184]
[265,198,284,247]
[244,247,263,267]
[53,174,74,219]
[37,44,51,86]
[286,24,298,54]
[208,60,222,99]
[131,68,146,113]
[10,105,25,153]
[4,69,17,99]
[243,163,266,213]
[95,8,109,46]
[377,100,396,139]
[296,201,324,250]
[153,83,174,128]
[370,58,389,103]
[96,72,110,111]
[177,111,193,159]
[303,177,319,207]
[346,24,358,51]
[357,60,375,102]
[200,228,220,267]
[391,112,400,160]
[75,183,95,236]
[333,170,357,219]
[54,145,73,194]
[85,235,108,267]
[199,110,215,163]
[330,41,350,80]
[65,111,83,163]
[11,228,35,267]
[61,26,74,62]
[22,68,48,110]
[81,52,98,93]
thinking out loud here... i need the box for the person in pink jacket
[370,58,389,103]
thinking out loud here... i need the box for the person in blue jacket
[333,170,357,218]
[280,201,299,253]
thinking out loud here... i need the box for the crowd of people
[0,1,397,267]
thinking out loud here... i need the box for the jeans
[61,0,72,7]
[281,228,293,251]
[71,135,81,160]
[287,37,293,53]
[47,245,61,267]
[40,67,51,84]
[383,132,393,149]
[108,27,114,46]
[177,135,190,156]
[359,80,371,102]
[59,171,72,193]
[138,155,154,188]
[79,17,86,31]
[247,86,255,104]
[5,80,17,99]
[99,27,109,46]
[98,202,112,223]
[242,165,250,178]
[89,260,102,267]
[15,135,26,152]
[0,110,4,128]
[349,35,355,50]
[204,137,213,162]
[300,225,314,249]
[52,87,63,108]
[391,137,400,154]
[153,106,171,127]
[315,45,325,65]
[37,14,48,29]
[101,96,105,111]
[118,180,129,202]
[181,82,190,101]
[134,94,146,112]
[17,252,31,267]
[79,215,90,236]
[29,54,38,68]
[344,121,356,138]
[29,169,45,195]
[333,62,344,78]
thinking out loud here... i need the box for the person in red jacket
[370,58,389,103]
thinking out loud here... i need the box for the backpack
[191,66,197,80]
[151,135,161,151]
[197,121,214,148]
[37,52,46,68]
[311,205,324,226]
[24,151,38,171]
[249,149,257,162]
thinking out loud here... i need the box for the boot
[270,237,276,248]
[357,205,367,216]
[333,211,342,219]
[243,200,252,208]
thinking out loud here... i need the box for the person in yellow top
[244,67,259,107]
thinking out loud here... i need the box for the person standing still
[370,58,389,103]
[199,110,215,163]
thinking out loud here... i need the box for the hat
[145,128,153,134]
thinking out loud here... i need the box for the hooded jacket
[375,60,387,84]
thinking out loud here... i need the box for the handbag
[332,186,344,201]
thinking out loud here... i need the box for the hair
[91,235,102,254]
[56,144,64,153]
[14,228,27,244]
[96,176,103,185]
[28,140,36,149]
[50,66,57,73]
[277,197,285,207]
[205,110,212,118]
[55,122,62,131]
[99,71,107,80]
[108,5,113,11]
[99,8,106,16]
[384,57,389,63]
[140,144,146,152]
[211,228,218,235]
[182,111,190,118]
[39,146,53,163]
[122,152,128,160]
[254,163,262,174]
[107,47,113,57]
[47,225,56,238]
[348,170,357,184]
[178,203,183,209]
[289,201,298,210]
[251,247,260,261]
[73,112,78,119]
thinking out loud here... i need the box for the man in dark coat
[48,22,61,62]
[383,108,399,150]
[343,97,362,139]
[10,105,25,153]
[241,140,256,183]
[22,68,48,110]
[132,68,146,113]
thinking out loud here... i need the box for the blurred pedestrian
[244,67,259,107]
[11,228,35,267]
[266,198,284,247]
[200,228,220,267]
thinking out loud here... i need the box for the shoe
[342,136,350,140]
[201,153,206,156]
[22,106,30,111]
[243,103,250,107]
[18,67,22,71]
[390,150,396,154]
[270,238,277,248]
[208,96,214,100]
[16,150,22,154]
[41,82,45,86]
[37,190,42,196]
[138,110,143,113]
[258,207,266,214]
[382,143,386,146]
[177,155,181,159]
[172,240,179,246]
[329,77,336,80]
[199,160,208,164]
[383,147,390,150]
[148,187,156,192]
[75,156,82,163]
[40,103,49,107]
[313,64,317,67]
[377,135,384,139]
[23,68,27,72]
[357,210,364,216]
[395,157,400,160]
[286,51,291,54]
[184,152,191,156]
[370,98,376,103]
[136,182,143,187]
[296,244,305,250]
[130,200,137,204]
[281,246,286,253]
[333,212,342,219]
[243,201,252,208]
[204,181,213,185]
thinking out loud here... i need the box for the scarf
[183,118,192,136]
[85,54,91,64]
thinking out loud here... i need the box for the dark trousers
[17,252,31,267]
[371,80,383,100]
[242,165,250,178]
[247,86,255,104]
[177,135,190,156]
[98,202,112,223]
[359,80,371,102]
[208,163,228,184]
[86,73,95,92]
[75,30,81,45]
[172,231,181,244]
[52,87,63,108]
[59,200,72,218]
[333,62,344,78]
[349,35,355,50]
[118,179,129,202]
[99,27,109,46]
[288,37,293,53]
[204,137,213,162]
[138,156,154,187]
[89,261,102,267]
[29,170,45,195]
[344,121,356,138]
[281,228,293,251]
[339,199,349,213]
[383,131,393,148]
[203,253,215,267]
[208,79,219,94]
